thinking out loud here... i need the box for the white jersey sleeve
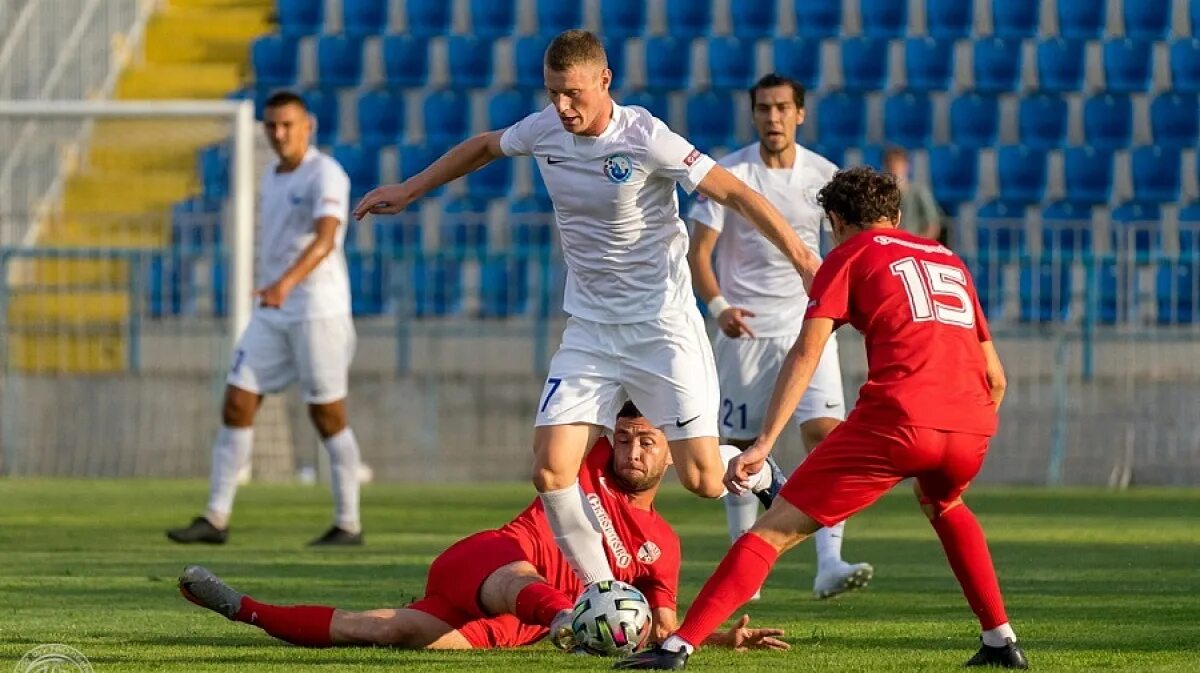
[644,119,715,194]
[499,108,546,157]
[687,192,726,232]
[312,160,350,224]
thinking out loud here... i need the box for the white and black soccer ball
[570,580,652,656]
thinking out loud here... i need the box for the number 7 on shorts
[540,377,563,413]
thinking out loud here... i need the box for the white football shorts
[714,331,846,440]
[535,309,720,441]
[226,310,356,404]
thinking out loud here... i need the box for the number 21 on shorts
[890,257,975,328]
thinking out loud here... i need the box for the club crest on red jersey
[637,541,662,564]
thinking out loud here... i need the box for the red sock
[675,533,779,649]
[931,504,1009,630]
[235,597,335,647]
[514,581,574,627]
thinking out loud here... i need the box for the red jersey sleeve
[633,527,681,611]
[804,247,854,326]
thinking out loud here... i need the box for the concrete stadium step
[7,290,130,325]
[8,330,127,374]
[87,120,229,171]
[142,7,271,65]
[31,258,131,286]
[167,0,272,9]
[62,172,194,215]
[116,63,242,99]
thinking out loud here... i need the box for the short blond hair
[544,29,608,72]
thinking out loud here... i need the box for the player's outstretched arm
[980,340,1008,410]
[353,130,506,219]
[694,165,821,287]
[701,615,790,652]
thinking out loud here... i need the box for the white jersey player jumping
[355,31,820,590]
[168,91,365,547]
[688,74,874,599]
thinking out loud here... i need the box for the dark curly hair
[816,166,902,228]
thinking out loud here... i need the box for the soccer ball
[570,580,652,656]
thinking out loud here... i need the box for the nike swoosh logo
[545,157,567,164]
[675,415,701,428]
[824,401,840,408]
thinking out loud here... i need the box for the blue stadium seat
[997,145,1048,204]
[929,145,979,207]
[406,0,452,37]
[817,92,866,147]
[382,35,430,88]
[731,0,777,38]
[858,145,884,170]
[992,0,1040,38]
[440,197,490,257]
[1131,145,1182,203]
[342,0,388,37]
[488,89,536,129]
[410,259,464,317]
[1037,38,1086,92]
[515,35,553,90]
[665,0,713,39]
[509,197,555,252]
[447,36,494,89]
[1111,201,1164,259]
[973,37,1023,93]
[1041,201,1094,262]
[537,0,583,33]
[1057,0,1105,39]
[1180,202,1200,259]
[251,35,298,87]
[976,200,1028,262]
[1193,0,1200,34]
[398,142,453,196]
[883,92,932,148]
[1018,93,1068,149]
[316,35,363,87]
[198,144,228,200]
[621,89,670,121]
[1063,146,1114,205]
[347,249,386,315]
[905,38,955,91]
[1124,1,1171,40]
[423,89,470,145]
[1170,38,1200,93]
[277,0,322,38]
[645,37,691,91]
[772,38,822,90]
[331,144,380,202]
[304,88,339,146]
[1104,39,1154,93]
[709,37,756,91]
[479,257,531,318]
[1083,94,1134,149]
[860,0,908,38]
[686,90,736,152]
[969,258,1006,319]
[605,37,628,90]
[373,213,423,254]
[794,0,842,38]
[810,143,847,168]
[1150,92,1200,147]
[1093,258,1133,325]
[171,197,223,251]
[470,0,516,38]
[926,0,974,38]
[1155,258,1198,324]
[949,92,999,148]
[841,37,889,92]
[466,158,513,200]
[358,88,404,147]
[145,251,193,317]
[1019,260,1072,322]
[601,0,647,38]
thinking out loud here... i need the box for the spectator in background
[883,147,943,243]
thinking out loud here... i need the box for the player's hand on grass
[725,442,771,494]
[353,182,419,220]
[718,615,790,652]
[717,307,756,338]
[254,279,292,308]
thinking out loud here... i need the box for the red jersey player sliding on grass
[617,167,1028,670]
[179,402,787,654]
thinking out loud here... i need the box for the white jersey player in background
[688,74,874,599]
[167,91,365,547]
[354,31,820,591]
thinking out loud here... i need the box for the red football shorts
[407,530,548,648]
[779,421,991,527]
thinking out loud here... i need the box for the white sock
[982,623,1017,647]
[724,490,758,543]
[540,482,615,585]
[323,427,362,534]
[205,425,253,528]
[663,634,696,655]
[717,444,772,494]
[815,521,847,573]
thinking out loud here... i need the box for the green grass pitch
[1,481,1196,671]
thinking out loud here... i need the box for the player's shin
[665,533,781,654]
[323,427,362,533]
[539,482,616,585]
[205,426,253,528]
[931,504,1013,642]
[514,581,574,627]
[235,597,335,647]
[814,521,846,572]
